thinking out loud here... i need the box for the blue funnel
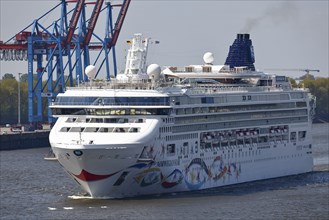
[225,34,255,71]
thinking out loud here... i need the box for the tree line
[0,73,328,125]
[0,73,48,125]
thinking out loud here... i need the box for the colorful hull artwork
[184,158,210,190]
[161,169,184,188]
[130,157,241,190]
[73,156,242,192]
[134,167,162,187]
[209,156,242,182]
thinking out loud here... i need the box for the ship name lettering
[157,159,179,167]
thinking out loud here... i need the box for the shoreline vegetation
[0,73,328,125]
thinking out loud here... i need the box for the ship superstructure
[49,34,315,198]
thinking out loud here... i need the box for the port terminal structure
[0,0,131,124]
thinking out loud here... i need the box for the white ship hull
[51,121,313,198]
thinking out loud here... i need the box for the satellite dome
[203,52,214,64]
[85,65,97,79]
[147,64,161,80]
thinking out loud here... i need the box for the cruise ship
[49,33,315,198]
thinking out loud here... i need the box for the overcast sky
[0,0,328,79]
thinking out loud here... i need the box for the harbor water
[0,123,328,220]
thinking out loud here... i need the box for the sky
[0,0,328,79]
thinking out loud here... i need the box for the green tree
[0,78,18,124]
[289,78,298,88]
[20,73,28,82]
[2,73,15,80]
[303,77,329,120]
[299,73,315,81]
[0,77,29,124]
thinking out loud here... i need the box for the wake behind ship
[49,33,315,198]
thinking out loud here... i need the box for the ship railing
[68,80,154,90]
[184,85,284,94]
[294,88,309,92]
[66,79,293,94]
[67,80,183,91]
[50,101,170,106]
[167,66,254,74]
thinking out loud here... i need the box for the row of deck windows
[175,109,307,124]
[165,133,198,141]
[174,102,306,115]
[172,117,308,133]
[54,96,170,106]
[66,117,144,123]
[165,142,306,160]
[173,94,303,106]
[163,126,307,155]
[199,127,306,150]
[52,108,170,116]
[59,127,140,133]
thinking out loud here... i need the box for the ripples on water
[0,123,328,220]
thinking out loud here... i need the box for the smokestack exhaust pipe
[225,33,255,71]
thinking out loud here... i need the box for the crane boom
[264,68,320,74]
[66,0,85,45]
[303,69,320,73]
[84,0,104,45]
[107,0,131,50]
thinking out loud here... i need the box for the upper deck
[51,71,309,108]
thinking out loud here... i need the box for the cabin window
[69,127,84,132]
[85,127,98,132]
[104,118,115,123]
[183,142,189,155]
[298,131,306,141]
[229,140,236,147]
[95,118,103,123]
[60,127,70,132]
[201,97,214,104]
[221,142,228,148]
[66,118,77,122]
[290,132,297,142]
[296,102,307,108]
[167,144,176,155]
[129,128,139,133]
[202,66,212,72]
[185,66,194,72]
[259,136,268,143]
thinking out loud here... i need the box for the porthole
[73,150,83,156]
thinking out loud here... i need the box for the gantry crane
[0,0,131,124]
